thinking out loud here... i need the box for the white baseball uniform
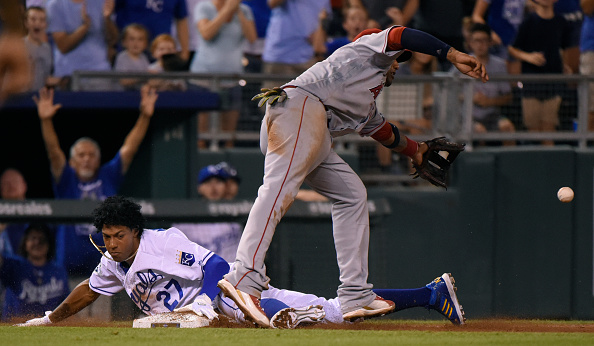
[88,228,343,322]
[89,228,216,315]
[225,27,407,314]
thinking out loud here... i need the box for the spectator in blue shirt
[0,224,69,321]
[33,85,158,275]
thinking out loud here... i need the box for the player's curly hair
[92,196,145,237]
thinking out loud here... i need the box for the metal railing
[72,70,594,183]
[72,70,594,145]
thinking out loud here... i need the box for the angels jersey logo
[369,84,383,99]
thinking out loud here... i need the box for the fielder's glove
[411,137,465,189]
[173,293,218,320]
[14,311,52,327]
[251,87,287,107]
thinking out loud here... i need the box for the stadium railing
[70,71,594,184]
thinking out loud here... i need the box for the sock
[260,298,290,319]
[373,288,431,312]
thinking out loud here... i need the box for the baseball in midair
[557,187,574,203]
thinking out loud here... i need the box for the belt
[282,85,327,109]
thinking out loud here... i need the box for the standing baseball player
[217,25,487,327]
[16,196,465,328]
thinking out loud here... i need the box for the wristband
[400,137,419,157]
[383,123,401,149]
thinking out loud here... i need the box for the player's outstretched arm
[390,27,488,82]
[16,279,100,326]
[119,85,158,174]
[50,279,101,322]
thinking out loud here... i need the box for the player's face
[385,60,400,87]
[25,230,49,261]
[124,29,148,56]
[70,141,101,182]
[0,170,27,200]
[469,32,490,58]
[102,225,140,263]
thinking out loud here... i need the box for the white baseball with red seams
[557,187,574,202]
[223,27,407,314]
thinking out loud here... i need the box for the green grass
[2,324,594,346]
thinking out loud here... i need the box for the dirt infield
[8,317,594,333]
[306,319,594,333]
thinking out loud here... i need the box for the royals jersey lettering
[89,228,215,315]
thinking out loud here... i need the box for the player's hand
[173,294,218,320]
[410,141,428,166]
[139,84,158,117]
[252,87,287,107]
[447,48,489,83]
[14,311,52,326]
[33,87,62,120]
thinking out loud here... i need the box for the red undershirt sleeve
[387,26,406,51]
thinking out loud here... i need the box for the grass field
[2,319,594,345]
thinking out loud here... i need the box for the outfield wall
[1,147,592,320]
[261,147,594,320]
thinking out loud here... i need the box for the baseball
[557,187,574,203]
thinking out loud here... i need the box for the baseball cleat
[425,273,466,325]
[217,279,270,328]
[270,305,325,329]
[342,296,395,322]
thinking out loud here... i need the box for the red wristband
[400,137,419,158]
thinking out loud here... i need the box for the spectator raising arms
[33,85,158,275]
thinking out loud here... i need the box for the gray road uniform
[225,27,407,314]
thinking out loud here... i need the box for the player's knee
[350,185,367,205]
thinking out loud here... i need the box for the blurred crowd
[2,1,589,87]
[0,0,593,321]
